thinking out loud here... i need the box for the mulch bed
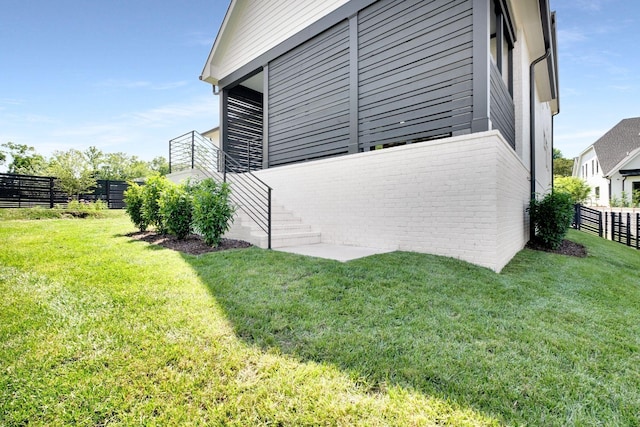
[126,231,252,255]
[526,239,588,258]
[127,231,587,259]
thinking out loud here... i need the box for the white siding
[255,131,529,272]
[209,0,350,81]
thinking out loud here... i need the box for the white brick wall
[255,130,531,272]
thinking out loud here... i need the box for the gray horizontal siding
[358,0,474,148]
[490,61,515,149]
[268,20,350,166]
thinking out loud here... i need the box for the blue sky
[1,0,638,166]
[552,0,640,158]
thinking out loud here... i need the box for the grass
[0,206,121,220]
[0,211,639,426]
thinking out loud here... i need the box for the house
[573,118,640,207]
[199,0,559,272]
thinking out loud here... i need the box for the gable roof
[593,117,640,176]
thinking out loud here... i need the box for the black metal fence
[573,204,603,237]
[0,173,136,209]
[610,211,639,249]
[573,204,639,250]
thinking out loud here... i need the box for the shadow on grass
[182,247,540,423]
[181,242,638,425]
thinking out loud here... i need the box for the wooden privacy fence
[574,204,639,250]
[0,173,137,209]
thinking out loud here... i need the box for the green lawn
[1,211,639,426]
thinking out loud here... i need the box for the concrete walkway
[275,243,394,262]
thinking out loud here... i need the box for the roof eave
[605,146,640,178]
[200,0,236,85]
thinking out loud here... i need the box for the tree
[149,156,170,176]
[127,157,152,179]
[554,176,591,204]
[84,146,104,176]
[552,148,574,177]
[1,142,46,175]
[47,149,97,199]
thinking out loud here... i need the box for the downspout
[529,48,551,205]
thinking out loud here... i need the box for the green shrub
[124,182,148,231]
[528,190,574,250]
[66,199,108,211]
[158,184,192,239]
[191,178,235,247]
[142,175,172,234]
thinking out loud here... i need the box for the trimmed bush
[124,183,148,231]
[191,178,235,247]
[142,175,172,234]
[528,190,574,250]
[158,184,192,240]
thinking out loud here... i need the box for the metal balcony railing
[169,131,272,248]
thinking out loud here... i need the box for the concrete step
[225,202,322,249]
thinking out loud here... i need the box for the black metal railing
[169,131,272,248]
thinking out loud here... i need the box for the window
[490,0,515,93]
[595,187,600,199]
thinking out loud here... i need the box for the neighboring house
[573,117,640,207]
[199,0,559,272]
[201,127,220,147]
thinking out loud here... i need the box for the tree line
[0,142,169,199]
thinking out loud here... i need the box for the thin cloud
[575,0,608,11]
[555,130,607,141]
[0,98,25,106]
[96,79,189,91]
[185,31,215,47]
[40,95,219,159]
[557,28,588,45]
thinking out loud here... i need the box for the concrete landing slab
[275,243,394,262]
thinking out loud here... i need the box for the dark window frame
[490,0,516,95]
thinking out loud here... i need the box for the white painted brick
[254,131,527,271]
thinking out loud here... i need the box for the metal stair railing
[169,131,272,249]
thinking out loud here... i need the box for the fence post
[636,213,639,250]
[598,211,603,237]
[627,213,632,247]
[191,131,195,170]
[49,177,55,208]
[267,187,272,250]
[106,180,111,209]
